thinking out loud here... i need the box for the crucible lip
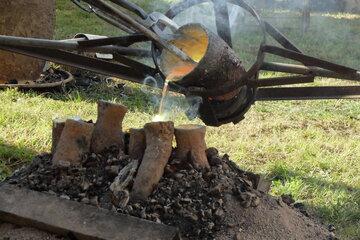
[175,124,206,131]
[159,23,210,81]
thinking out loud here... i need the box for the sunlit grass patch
[322,12,360,20]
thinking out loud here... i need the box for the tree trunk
[0,0,55,83]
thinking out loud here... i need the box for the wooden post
[131,122,174,200]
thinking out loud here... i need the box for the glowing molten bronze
[158,24,249,126]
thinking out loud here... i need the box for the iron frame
[0,0,359,125]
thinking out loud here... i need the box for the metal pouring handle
[108,0,148,19]
[80,0,195,64]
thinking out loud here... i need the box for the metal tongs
[71,0,192,63]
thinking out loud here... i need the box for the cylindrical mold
[91,101,128,154]
[51,118,66,154]
[52,119,94,167]
[175,124,210,169]
[131,122,174,200]
[0,0,55,83]
[128,128,146,160]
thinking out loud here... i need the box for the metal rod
[113,53,157,75]
[71,0,93,13]
[81,0,195,63]
[108,0,148,19]
[261,62,360,81]
[0,35,151,57]
[0,45,147,83]
[264,21,302,53]
[91,8,135,33]
[249,75,314,87]
[262,45,358,74]
[77,34,148,47]
[255,86,360,100]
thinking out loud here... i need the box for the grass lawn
[1,1,359,239]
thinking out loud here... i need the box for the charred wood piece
[110,160,139,207]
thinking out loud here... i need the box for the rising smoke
[141,76,203,122]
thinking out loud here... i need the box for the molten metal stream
[158,80,170,116]
[157,64,196,117]
[155,25,208,120]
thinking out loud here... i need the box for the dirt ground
[0,222,62,240]
[217,194,330,240]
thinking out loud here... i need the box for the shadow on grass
[0,139,37,180]
[24,73,188,116]
[21,78,156,114]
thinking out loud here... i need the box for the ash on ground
[5,147,331,240]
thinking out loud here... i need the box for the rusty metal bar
[81,0,195,63]
[264,21,302,53]
[262,45,358,74]
[0,35,151,57]
[71,0,92,13]
[113,53,157,75]
[77,34,148,47]
[91,7,136,33]
[261,62,360,81]
[255,86,360,100]
[250,75,314,87]
[0,45,148,83]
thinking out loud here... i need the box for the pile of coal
[4,67,67,85]
[6,147,263,240]
[35,68,66,84]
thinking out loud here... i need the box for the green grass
[1,1,360,239]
